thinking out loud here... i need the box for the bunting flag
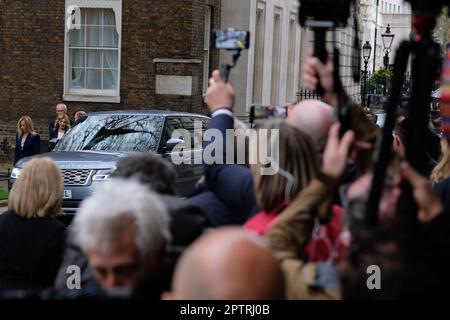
[441,42,450,144]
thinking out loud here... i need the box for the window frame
[159,116,209,153]
[64,0,122,103]
[203,5,212,94]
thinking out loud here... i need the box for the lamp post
[362,41,372,107]
[381,24,394,95]
[372,0,380,73]
[382,24,395,69]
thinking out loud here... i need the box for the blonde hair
[9,157,63,219]
[17,116,36,138]
[55,114,71,131]
[431,139,450,183]
[250,120,320,212]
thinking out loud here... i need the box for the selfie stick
[220,49,242,84]
[306,21,333,95]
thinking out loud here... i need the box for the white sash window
[64,0,122,103]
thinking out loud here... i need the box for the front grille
[61,169,93,186]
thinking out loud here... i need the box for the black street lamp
[382,24,395,69]
[362,41,372,106]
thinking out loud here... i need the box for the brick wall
[0,0,221,155]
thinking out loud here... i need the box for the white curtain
[69,22,85,88]
[69,8,118,90]
[103,9,118,90]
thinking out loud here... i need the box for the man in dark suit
[48,103,69,137]
[201,71,259,220]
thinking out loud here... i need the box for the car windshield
[54,114,164,152]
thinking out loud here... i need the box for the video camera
[298,0,355,65]
[298,0,353,29]
[298,0,360,138]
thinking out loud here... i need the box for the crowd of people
[1,52,450,300]
[13,104,87,164]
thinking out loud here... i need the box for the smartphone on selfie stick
[214,28,250,83]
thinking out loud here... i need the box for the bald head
[171,228,284,300]
[287,100,335,155]
[56,103,68,116]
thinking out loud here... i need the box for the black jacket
[0,210,66,290]
[49,128,68,141]
[189,189,247,226]
[14,133,41,165]
[203,114,259,219]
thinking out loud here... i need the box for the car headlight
[11,168,22,179]
[92,169,114,181]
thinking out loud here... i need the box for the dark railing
[362,71,412,97]
[296,88,321,102]
[431,100,440,114]
[297,73,442,116]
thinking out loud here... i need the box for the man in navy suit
[200,70,259,221]
[198,70,338,223]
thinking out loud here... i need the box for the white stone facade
[220,0,301,117]
[359,0,412,73]
[220,0,365,117]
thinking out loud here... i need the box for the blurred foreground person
[167,227,284,300]
[287,99,336,157]
[393,118,437,178]
[267,123,354,299]
[111,154,209,247]
[55,154,208,294]
[244,119,320,235]
[0,158,65,290]
[340,161,449,299]
[111,154,210,290]
[188,119,250,227]
[71,179,171,298]
[203,70,320,228]
[298,52,450,298]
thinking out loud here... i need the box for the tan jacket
[266,172,341,300]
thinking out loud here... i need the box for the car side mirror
[165,138,184,152]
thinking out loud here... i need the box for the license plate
[63,190,72,199]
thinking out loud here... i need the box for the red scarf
[243,200,290,236]
[244,202,346,263]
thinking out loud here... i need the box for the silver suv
[9,110,210,213]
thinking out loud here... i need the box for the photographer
[304,52,379,167]
[298,47,450,298]
[203,71,328,233]
[266,123,354,299]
